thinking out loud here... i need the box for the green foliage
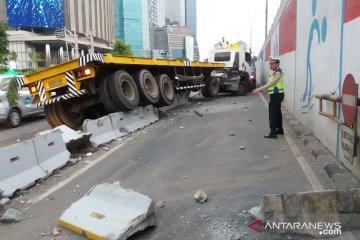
[8,51,17,61]
[29,52,41,67]
[6,77,19,108]
[20,68,38,75]
[111,39,133,56]
[0,22,9,65]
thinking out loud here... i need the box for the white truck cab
[207,45,253,96]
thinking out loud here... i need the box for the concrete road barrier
[59,183,155,240]
[82,115,118,148]
[33,130,70,177]
[256,189,360,238]
[138,105,159,125]
[38,125,91,152]
[110,110,146,138]
[0,140,47,198]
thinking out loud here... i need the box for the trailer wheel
[99,75,119,113]
[134,69,159,105]
[44,104,62,128]
[202,77,219,98]
[54,101,85,129]
[154,74,175,107]
[109,70,139,111]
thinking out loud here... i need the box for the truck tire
[99,75,119,113]
[202,77,219,98]
[8,109,21,128]
[154,74,175,107]
[109,70,139,111]
[44,104,62,128]
[54,101,85,129]
[235,83,248,96]
[134,69,159,105]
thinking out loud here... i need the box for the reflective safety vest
[268,68,285,94]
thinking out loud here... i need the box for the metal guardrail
[315,93,360,145]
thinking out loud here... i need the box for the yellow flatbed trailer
[18,53,224,128]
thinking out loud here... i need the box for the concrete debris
[179,126,184,129]
[52,227,61,236]
[194,110,203,117]
[182,176,187,179]
[86,152,93,157]
[249,206,263,219]
[0,198,10,205]
[194,190,208,203]
[0,208,23,223]
[264,155,270,159]
[197,102,203,105]
[228,132,236,136]
[239,146,245,150]
[59,183,155,240]
[101,146,109,151]
[156,201,165,208]
[68,158,79,166]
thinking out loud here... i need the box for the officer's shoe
[276,129,284,135]
[264,133,277,139]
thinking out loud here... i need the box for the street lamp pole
[265,0,268,39]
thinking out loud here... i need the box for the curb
[281,108,360,189]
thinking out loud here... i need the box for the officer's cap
[269,56,280,63]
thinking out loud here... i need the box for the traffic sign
[342,74,358,126]
[55,29,65,39]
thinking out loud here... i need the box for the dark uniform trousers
[269,92,284,135]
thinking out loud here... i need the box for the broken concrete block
[1,208,23,223]
[248,206,263,220]
[59,183,155,240]
[194,190,208,203]
[261,194,285,223]
[38,125,91,152]
[0,198,10,206]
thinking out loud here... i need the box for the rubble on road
[0,198,10,206]
[0,208,23,223]
[194,110,203,117]
[194,190,208,203]
[59,183,155,240]
[228,132,236,136]
[156,201,165,208]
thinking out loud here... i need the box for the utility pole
[265,0,268,39]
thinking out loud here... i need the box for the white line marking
[24,140,130,211]
[258,93,324,191]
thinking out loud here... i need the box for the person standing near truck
[252,56,285,139]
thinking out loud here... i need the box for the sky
[196,0,282,60]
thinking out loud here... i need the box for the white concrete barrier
[0,140,47,197]
[33,130,70,177]
[82,115,118,148]
[110,110,146,138]
[59,183,155,240]
[138,105,159,126]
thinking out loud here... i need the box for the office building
[149,0,165,27]
[2,0,115,69]
[115,0,150,57]
[165,0,185,26]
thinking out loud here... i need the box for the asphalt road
[0,94,347,240]
[0,114,50,148]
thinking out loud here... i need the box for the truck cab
[207,47,252,96]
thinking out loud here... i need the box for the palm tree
[29,51,41,69]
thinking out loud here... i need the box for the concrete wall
[258,0,360,164]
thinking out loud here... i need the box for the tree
[6,77,19,108]
[29,51,41,68]
[8,51,17,61]
[0,22,9,65]
[111,39,133,56]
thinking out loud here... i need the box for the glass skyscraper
[114,0,150,57]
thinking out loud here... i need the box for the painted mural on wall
[301,0,327,113]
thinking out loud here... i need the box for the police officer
[252,56,285,139]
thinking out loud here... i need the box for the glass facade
[115,0,149,57]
